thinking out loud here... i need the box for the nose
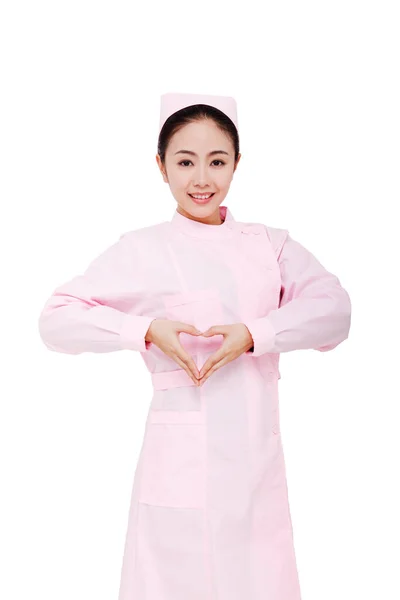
[192,163,209,187]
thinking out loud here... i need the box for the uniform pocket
[150,384,202,413]
[139,421,205,509]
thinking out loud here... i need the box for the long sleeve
[38,232,155,354]
[243,230,351,356]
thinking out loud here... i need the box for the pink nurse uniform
[38,204,351,600]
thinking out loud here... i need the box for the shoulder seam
[263,225,289,258]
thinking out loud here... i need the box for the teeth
[190,193,213,199]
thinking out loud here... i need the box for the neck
[176,205,223,225]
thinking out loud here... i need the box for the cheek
[216,180,231,197]
[166,167,188,186]
[217,173,233,191]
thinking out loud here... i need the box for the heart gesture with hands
[145,319,203,385]
[197,323,254,385]
[146,319,254,386]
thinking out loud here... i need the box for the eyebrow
[174,150,230,157]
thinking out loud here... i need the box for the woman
[38,92,352,600]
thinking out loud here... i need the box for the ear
[155,154,169,183]
[233,153,242,174]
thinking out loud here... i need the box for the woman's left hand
[197,323,254,385]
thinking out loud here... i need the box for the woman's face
[156,119,241,225]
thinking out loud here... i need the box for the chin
[186,194,222,208]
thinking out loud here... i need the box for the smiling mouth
[188,193,215,199]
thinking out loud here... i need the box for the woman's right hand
[145,319,203,385]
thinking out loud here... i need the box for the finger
[172,328,201,379]
[170,338,201,382]
[201,325,227,337]
[199,357,230,385]
[199,355,231,385]
[175,321,203,335]
[173,344,201,381]
[171,353,200,386]
[198,356,214,379]
[198,347,227,378]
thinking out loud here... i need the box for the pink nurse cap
[159,92,238,134]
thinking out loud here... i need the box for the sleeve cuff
[243,317,276,357]
[119,315,156,352]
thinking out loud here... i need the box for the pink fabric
[38,205,351,599]
[151,369,196,390]
[243,228,351,355]
[159,92,238,133]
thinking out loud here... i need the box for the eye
[178,159,226,167]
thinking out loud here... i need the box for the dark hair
[157,103,240,166]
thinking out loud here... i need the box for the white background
[1,1,399,599]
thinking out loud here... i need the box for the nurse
[38,92,351,600]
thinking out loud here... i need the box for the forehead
[167,119,231,151]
